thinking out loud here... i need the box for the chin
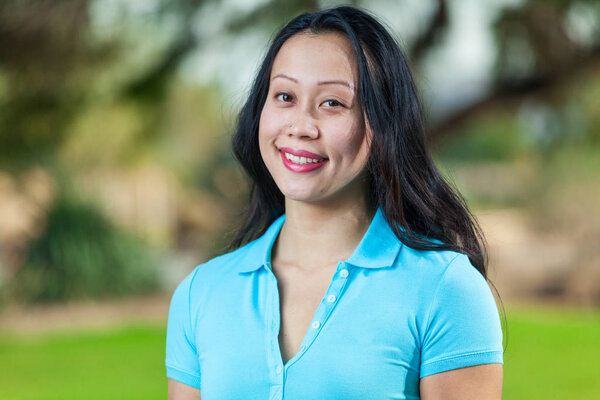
[280,189,317,202]
[278,183,324,203]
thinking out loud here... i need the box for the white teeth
[283,152,323,165]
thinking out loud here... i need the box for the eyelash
[324,99,343,108]
[274,92,345,108]
[275,93,293,103]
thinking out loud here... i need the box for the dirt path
[0,293,172,335]
[478,208,600,306]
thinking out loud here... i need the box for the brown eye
[324,99,343,108]
[275,93,293,102]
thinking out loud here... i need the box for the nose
[286,105,319,139]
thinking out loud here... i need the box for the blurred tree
[432,0,600,142]
[1,0,599,303]
[0,0,203,167]
[0,0,93,166]
[2,0,598,163]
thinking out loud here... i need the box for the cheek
[258,105,280,144]
[258,106,285,174]
[258,109,273,152]
[330,121,369,164]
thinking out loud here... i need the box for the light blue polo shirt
[166,207,503,399]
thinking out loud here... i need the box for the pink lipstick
[279,147,326,159]
[279,147,328,173]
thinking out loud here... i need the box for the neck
[272,195,375,272]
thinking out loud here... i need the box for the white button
[311,320,321,329]
[276,365,282,374]
[327,294,336,303]
[340,269,349,278]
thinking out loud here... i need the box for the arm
[420,364,503,400]
[166,269,203,397]
[168,378,202,400]
[419,255,504,397]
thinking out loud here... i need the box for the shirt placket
[265,261,353,400]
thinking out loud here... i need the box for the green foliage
[437,114,529,164]
[0,1,95,165]
[11,194,159,304]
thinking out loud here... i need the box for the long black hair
[229,5,489,278]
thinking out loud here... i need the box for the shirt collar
[237,207,402,274]
[345,207,403,269]
[237,214,286,274]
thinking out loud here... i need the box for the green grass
[503,306,600,399]
[0,307,599,399]
[0,324,167,400]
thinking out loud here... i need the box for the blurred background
[0,0,598,398]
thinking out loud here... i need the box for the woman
[166,5,503,400]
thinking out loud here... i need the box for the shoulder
[398,244,482,287]
[404,248,501,344]
[414,249,504,376]
[182,238,261,287]
[170,236,263,303]
[394,245,494,322]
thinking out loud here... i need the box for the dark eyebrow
[319,79,355,91]
[271,74,297,83]
[271,73,355,91]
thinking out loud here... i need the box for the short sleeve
[165,270,202,389]
[420,254,504,378]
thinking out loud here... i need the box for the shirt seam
[421,252,462,343]
[186,265,203,353]
[421,349,504,366]
[165,362,202,379]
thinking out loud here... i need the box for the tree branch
[429,45,600,144]
[409,0,448,62]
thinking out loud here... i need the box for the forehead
[271,32,358,83]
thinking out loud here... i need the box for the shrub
[11,193,160,303]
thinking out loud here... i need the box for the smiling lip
[279,147,326,159]
[279,147,328,173]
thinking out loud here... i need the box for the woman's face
[258,32,371,205]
